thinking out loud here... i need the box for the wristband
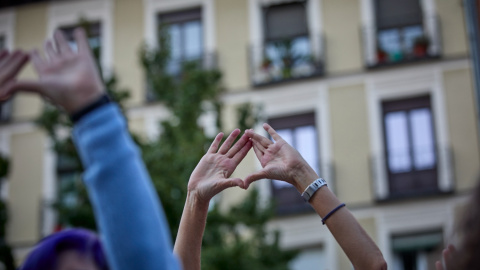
[322,203,346,225]
[70,94,111,123]
[301,178,327,202]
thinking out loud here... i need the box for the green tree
[139,27,297,269]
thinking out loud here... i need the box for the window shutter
[375,0,423,29]
[264,2,308,41]
[158,8,202,25]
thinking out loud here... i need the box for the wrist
[290,163,319,192]
[186,190,210,211]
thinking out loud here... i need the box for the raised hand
[0,50,30,100]
[188,129,253,206]
[0,28,104,114]
[244,123,318,192]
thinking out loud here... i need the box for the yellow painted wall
[14,4,48,120]
[436,0,468,57]
[329,84,372,204]
[113,0,145,107]
[443,68,480,191]
[323,0,362,74]
[215,0,249,91]
[7,130,45,245]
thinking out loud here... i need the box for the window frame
[381,95,439,198]
[366,68,453,201]
[360,0,441,67]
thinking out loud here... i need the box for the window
[0,35,12,123]
[254,1,322,84]
[362,0,441,67]
[158,8,203,75]
[382,95,438,197]
[391,231,443,270]
[269,113,319,214]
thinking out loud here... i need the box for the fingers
[220,178,245,190]
[0,51,29,86]
[263,123,283,142]
[245,128,272,148]
[435,261,444,270]
[252,142,264,160]
[2,80,43,97]
[30,50,46,72]
[207,132,224,153]
[0,51,8,62]
[218,129,241,155]
[231,140,252,164]
[444,244,456,270]
[44,40,58,62]
[54,30,73,56]
[244,170,268,189]
[74,28,91,53]
[226,132,249,158]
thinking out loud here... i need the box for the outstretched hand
[188,129,253,206]
[0,28,104,114]
[244,123,318,192]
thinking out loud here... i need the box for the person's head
[20,228,109,270]
[458,178,480,269]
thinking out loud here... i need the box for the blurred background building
[0,0,478,269]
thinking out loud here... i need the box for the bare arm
[174,129,252,270]
[245,123,387,270]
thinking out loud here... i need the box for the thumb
[245,170,268,189]
[216,178,245,193]
[3,80,44,97]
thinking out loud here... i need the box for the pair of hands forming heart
[187,123,318,206]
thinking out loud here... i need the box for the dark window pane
[158,8,203,74]
[264,2,308,41]
[376,0,423,29]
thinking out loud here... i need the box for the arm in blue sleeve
[72,103,180,270]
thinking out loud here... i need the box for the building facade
[0,0,478,269]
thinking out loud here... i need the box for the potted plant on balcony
[261,57,272,71]
[413,35,430,58]
[376,46,388,64]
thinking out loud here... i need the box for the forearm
[295,168,386,270]
[174,192,209,270]
[73,104,179,270]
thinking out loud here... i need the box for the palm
[187,130,252,205]
[258,140,305,184]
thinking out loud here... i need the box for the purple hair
[19,228,109,270]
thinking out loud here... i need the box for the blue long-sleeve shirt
[73,103,180,270]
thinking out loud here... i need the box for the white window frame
[360,0,440,66]
[248,0,323,76]
[143,0,216,52]
[366,67,453,200]
[47,0,114,77]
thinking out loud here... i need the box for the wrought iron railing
[369,145,454,201]
[249,34,325,86]
[361,14,442,68]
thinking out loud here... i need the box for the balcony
[362,15,442,68]
[370,145,454,201]
[249,34,325,87]
[146,52,218,102]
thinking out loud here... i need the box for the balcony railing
[362,15,442,68]
[369,145,454,201]
[146,52,218,102]
[249,34,325,87]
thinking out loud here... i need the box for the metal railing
[369,145,454,201]
[248,34,325,86]
[361,14,442,68]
